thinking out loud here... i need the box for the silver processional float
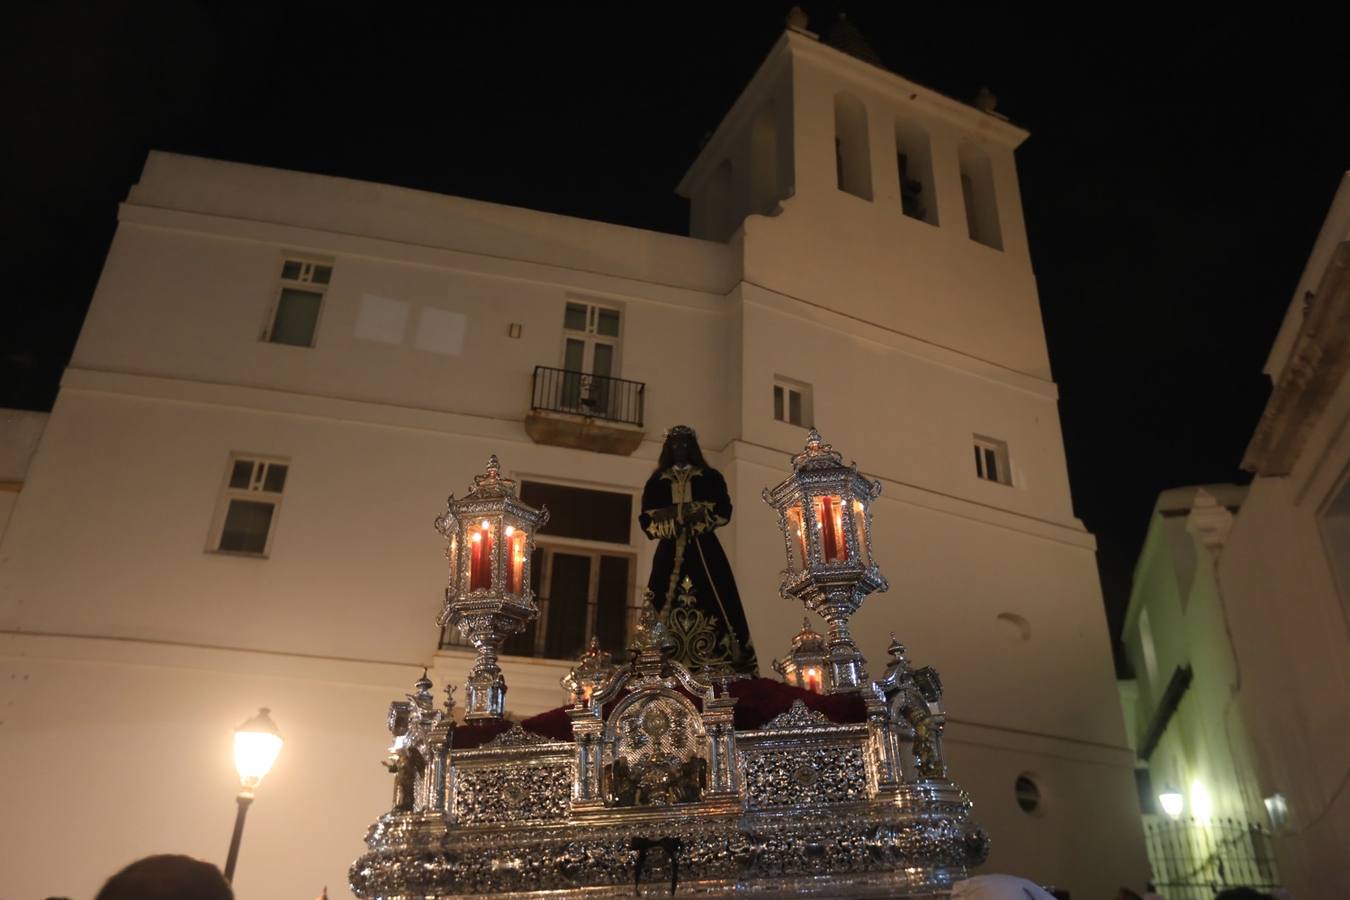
[350,431,989,897]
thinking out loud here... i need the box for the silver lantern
[435,455,549,719]
[762,429,887,691]
[772,617,829,693]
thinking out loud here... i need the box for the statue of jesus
[639,425,758,675]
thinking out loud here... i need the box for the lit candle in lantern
[816,495,849,562]
[787,506,808,569]
[504,526,526,594]
[804,666,823,693]
[470,520,493,590]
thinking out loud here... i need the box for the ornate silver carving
[762,698,832,730]
[762,431,889,692]
[435,454,549,720]
[744,744,868,809]
[481,723,555,749]
[453,762,573,825]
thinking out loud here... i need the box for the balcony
[525,366,645,456]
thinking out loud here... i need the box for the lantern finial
[790,429,846,471]
[631,596,675,657]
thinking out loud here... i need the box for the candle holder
[435,455,549,719]
[772,617,829,693]
[762,430,887,691]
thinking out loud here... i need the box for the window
[833,92,872,201]
[561,299,623,417]
[211,456,288,556]
[750,103,779,216]
[973,435,1011,485]
[704,159,736,242]
[773,377,812,427]
[505,547,637,660]
[958,145,1003,250]
[895,119,938,225]
[264,257,332,347]
[1139,607,1159,687]
[1135,767,1157,816]
[1014,773,1042,814]
[1318,470,1350,615]
[441,481,638,661]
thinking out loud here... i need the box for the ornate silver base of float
[352,616,988,898]
[352,435,988,897]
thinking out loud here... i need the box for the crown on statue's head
[663,424,696,442]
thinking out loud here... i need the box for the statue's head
[659,425,707,470]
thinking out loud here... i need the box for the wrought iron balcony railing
[530,366,644,428]
[1144,818,1280,900]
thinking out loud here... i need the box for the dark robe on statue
[639,465,759,675]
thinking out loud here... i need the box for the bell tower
[676,11,1044,379]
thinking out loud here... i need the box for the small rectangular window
[973,435,1012,486]
[211,455,288,557]
[264,257,332,347]
[773,377,812,427]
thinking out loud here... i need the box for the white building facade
[1117,173,1350,898]
[0,27,1147,899]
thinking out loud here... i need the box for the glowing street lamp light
[1158,785,1184,820]
[224,707,284,883]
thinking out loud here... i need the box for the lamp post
[224,707,284,883]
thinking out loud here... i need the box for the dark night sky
[5,2,1349,671]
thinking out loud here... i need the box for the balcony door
[561,301,621,417]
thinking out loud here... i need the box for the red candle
[816,495,848,562]
[505,527,525,594]
[804,666,823,693]
[470,520,494,590]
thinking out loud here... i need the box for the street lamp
[224,707,284,883]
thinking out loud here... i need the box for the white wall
[0,632,413,900]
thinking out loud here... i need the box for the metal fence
[530,366,645,427]
[1144,818,1281,899]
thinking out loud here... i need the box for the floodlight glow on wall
[224,707,284,883]
[1189,779,1213,821]
[1158,786,1184,819]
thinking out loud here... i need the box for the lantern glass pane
[786,505,808,571]
[814,495,849,563]
[470,521,494,591]
[505,529,527,594]
[447,534,459,588]
[852,499,869,565]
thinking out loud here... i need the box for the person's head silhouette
[94,854,233,900]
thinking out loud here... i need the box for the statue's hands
[644,506,679,539]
